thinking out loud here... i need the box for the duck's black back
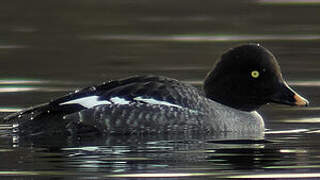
[4,75,203,136]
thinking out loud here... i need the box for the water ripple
[280,117,320,123]
[0,87,71,93]
[88,34,320,42]
[0,80,48,85]
[0,79,82,93]
[0,108,22,112]
[290,81,320,87]
[185,80,320,87]
[0,45,26,49]
[257,0,320,5]
[225,173,320,179]
[265,129,309,134]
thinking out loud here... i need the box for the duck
[3,44,309,136]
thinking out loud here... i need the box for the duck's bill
[270,82,309,107]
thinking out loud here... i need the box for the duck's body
[60,76,264,134]
[4,76,264,135]
[3,44,308,136]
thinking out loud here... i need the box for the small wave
[265,129,309,134]
[0,108,22,113]
[279,117,320,123]
[185,80,320,87]
[87,34,320,42]
[289,81,320,87]
[225,172,320,179]
[0,45,27,49]
[0,87,71,93]
[257,0,320,5]
[0,79,83,93]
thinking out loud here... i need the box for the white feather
[110,97,130,104]
[60,96,111,108]
[133,96,183,109]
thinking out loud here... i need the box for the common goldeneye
[3,44,309,136]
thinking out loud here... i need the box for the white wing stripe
[110,97,130,104]
[60,96,111,108]
[60,95,193,112]
[133,96,183,109]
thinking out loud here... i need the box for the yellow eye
[251,70,260,78]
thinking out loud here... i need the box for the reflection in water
[0,79,318,179]
[0,130,317,179]
[0,79,319,179]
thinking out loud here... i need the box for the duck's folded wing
[63,102,214,135]
[52,75,203,110]
[3,75,204,131]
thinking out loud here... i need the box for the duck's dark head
[204,44,309,112]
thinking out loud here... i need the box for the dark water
[0,0,320,179]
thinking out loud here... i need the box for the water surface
[0,0,320,179]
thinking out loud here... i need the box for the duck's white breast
[201,98,265,132]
